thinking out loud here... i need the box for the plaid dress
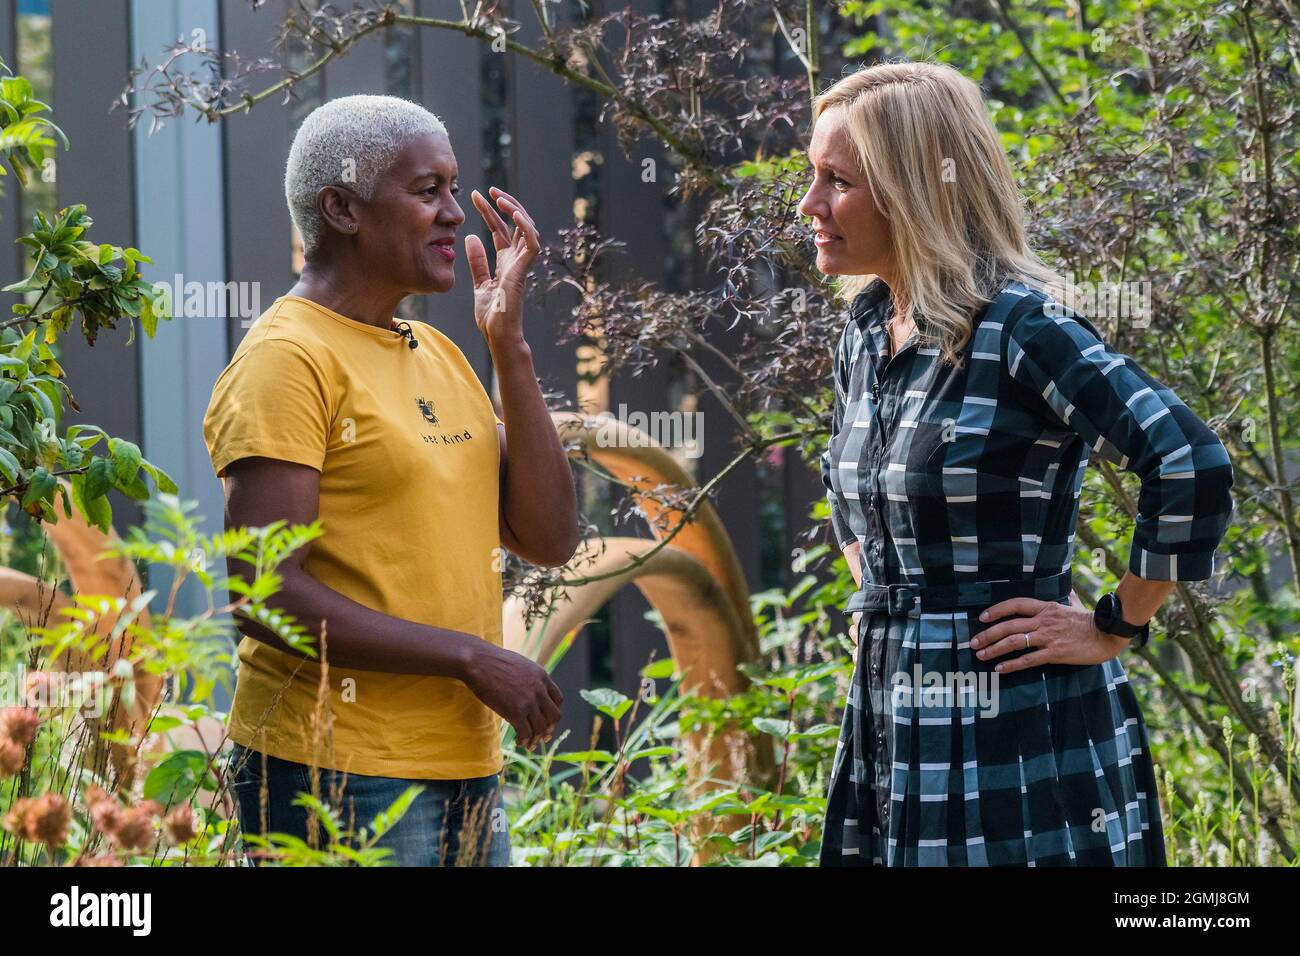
[819,278,1234,866]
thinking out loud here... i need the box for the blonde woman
[801,62,1233,866]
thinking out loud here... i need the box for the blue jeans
[226,742,510,867]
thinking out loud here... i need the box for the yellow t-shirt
[203,294,504,779]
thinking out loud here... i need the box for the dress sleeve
[822,319,858,550]
[1004,300,1234,582]
[203,337,334,477]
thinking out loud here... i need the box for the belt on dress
[843,569,1073,616]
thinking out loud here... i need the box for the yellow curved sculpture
[553,411,758,659]
[506,536,755,783]
[505,412,775,790]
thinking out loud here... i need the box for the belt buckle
[888,585,916,615]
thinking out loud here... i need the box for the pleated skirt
[820,604,1167,866]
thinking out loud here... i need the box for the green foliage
[0,66,66,188]
[501,542,857,865]
[0,496,412,867]
[4,204,169,344]
[0,56,174,532]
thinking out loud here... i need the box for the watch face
[1096,593,1118,630]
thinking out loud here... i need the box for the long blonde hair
[812,61,1065,366]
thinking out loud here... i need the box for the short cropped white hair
[285,94,447,259]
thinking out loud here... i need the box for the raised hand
[465,186,541,345]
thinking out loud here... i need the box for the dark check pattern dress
[819,278,1234,866]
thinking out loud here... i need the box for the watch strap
[1096,592,1151,648]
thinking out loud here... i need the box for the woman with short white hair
[205,94,578,866]
[801,63,1234,866]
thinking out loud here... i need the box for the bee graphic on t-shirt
[416,396,438,426]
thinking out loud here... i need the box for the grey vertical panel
[212,0,292,706]
[219,0,292,350]
[784,444,822,569]
[51,0,143,529]
[132,0,227,616]
[694,335,761,591]
[680,3,760,594]
[508,1,588,742]
[0,0,20,285]
[322,12,385,98]
[416,0,485,376]
[600,0,672,707]
[506,5,577,401]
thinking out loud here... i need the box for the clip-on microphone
[393,321,419,349]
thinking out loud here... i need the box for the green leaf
[789,723,839,742]
[11,409,36,453]
[513,799,552,832]
[143,749,210,805]
[640,658,676,679]
[0,447,18,484]
[120,472,151,501]
[20,465,54,508]
[82,489,112,532]
[628,746,677,760]
[365,784,425,841]
[22,383,55,421]
[139,291,157,338]
[84,454,112,501]
[147,715,183,734]
[143,460,178,494]
[579,687,633,721]
[71,469,112,532]
[1,275,45,295]
[753,717,793,739]
[13,327,35,362]
[109,437,142,486]
[551,750,617,764]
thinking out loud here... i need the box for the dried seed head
[90,800,123,836]
[112,806,158,851]
[3,794,71,848]
[0,706,41,746]
[0,739,26,776]
[163,804,197,845]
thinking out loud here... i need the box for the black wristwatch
[1094,592,1150,648]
